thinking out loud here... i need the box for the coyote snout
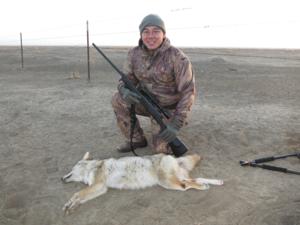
[62,152,223,215]
[61,172,74,183]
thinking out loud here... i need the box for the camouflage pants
[111,91,172,154]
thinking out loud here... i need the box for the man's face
[141,26,165,50]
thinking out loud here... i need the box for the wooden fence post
[20,32,24,69]
[86,21,91,81]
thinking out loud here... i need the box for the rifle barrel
[92,43,124,75]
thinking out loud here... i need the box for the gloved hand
[159,118,181,143]
[119,86,141,104]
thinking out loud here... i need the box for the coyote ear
[83,152,91,160]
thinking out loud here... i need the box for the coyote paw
[195,178,224,186]
[63,193,81,215]
[200,183,210,190]
[214,179,224,186]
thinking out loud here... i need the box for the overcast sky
[1,0,299,48]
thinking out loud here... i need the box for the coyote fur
[62,152,223,214]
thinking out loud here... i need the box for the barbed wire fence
[1,18,126,78]
[1,17,299,80]
[7,20,95,80]
[0,17,141,80]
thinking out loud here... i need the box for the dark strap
[129,104,138,156]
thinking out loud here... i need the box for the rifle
[92,43,188,157]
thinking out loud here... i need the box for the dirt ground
[0,46,300,225]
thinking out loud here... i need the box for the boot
[117,138,148,153]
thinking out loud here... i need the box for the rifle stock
[92,43,188,157]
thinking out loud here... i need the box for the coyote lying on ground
[61,152,223,214]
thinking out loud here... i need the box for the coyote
[61,152,223,214]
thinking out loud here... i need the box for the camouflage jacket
[120,38,195,127]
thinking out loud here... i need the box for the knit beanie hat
[139,14,166,34]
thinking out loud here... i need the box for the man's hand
[119,86,141,104]
[159,118,181,143]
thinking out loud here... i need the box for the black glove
[159,118,181,143]
[119,86,140,104]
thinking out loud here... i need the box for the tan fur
[61,152,223,215]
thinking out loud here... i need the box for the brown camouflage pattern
[111,37,195,153]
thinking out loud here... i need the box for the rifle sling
[129,104,138,156]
